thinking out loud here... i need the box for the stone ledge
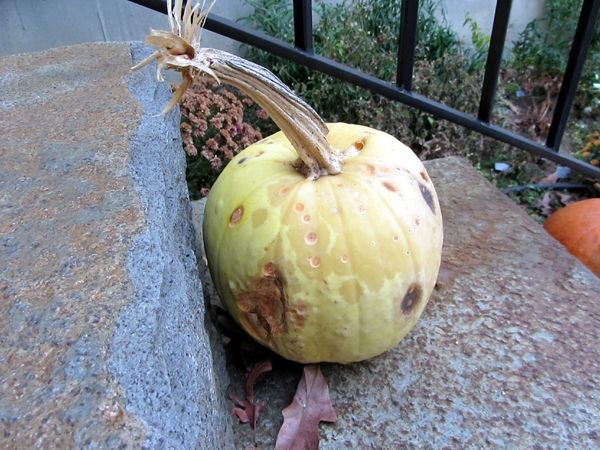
[0,42,233,449]
[192,156,600,449]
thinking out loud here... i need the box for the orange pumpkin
[544,198,600,277]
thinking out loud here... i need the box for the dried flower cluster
[578,132,600,167]
[180,78,273,198]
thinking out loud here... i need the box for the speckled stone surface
[193,156,600,449]
[0,42,233,449]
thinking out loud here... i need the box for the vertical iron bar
[546,0,600,150]
[478,0,513,123]
[397,0,419,91]
[293,0,313,52]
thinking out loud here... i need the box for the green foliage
[511,0,600,110]
[463,16,491,72]
[512,0,598,75]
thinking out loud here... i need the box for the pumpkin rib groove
[367,168,441,319]
[344,170,421,275]
[343,173,395,354]
[370,179,422,317]
[327,176,363,359]
[303,181,329,360]
[346,170,424,334]
[269,178,308,356]
[342,170,422,340]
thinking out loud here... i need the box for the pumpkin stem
[131,1,341,180]
[197,49,342,179]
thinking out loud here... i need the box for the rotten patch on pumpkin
[230,205,244,225]
[401,283,423,314]
[419,183,436,214]
[235,263,288,343]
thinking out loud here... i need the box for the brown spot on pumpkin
[355,140,365,150]
[419,183,436,214]
[382,180,398,192]
[229,206,244,225]
[302,214,311,223]
[294,202,305,212]
[288,304,308,327]
[305,232,318,245]
[235,265,288,342]
[237,157,247,165]
[308,256,320,268]
[420,171,429,182]
[252,208,268,227]
[364,164,377,176]
[401,283,423,314]
[279,185,291,196]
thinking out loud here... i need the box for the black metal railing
[129,0,600,179]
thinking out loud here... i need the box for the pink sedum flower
[179,78,274,197]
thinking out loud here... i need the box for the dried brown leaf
[275,365,337,450]
[229,359,272,429]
